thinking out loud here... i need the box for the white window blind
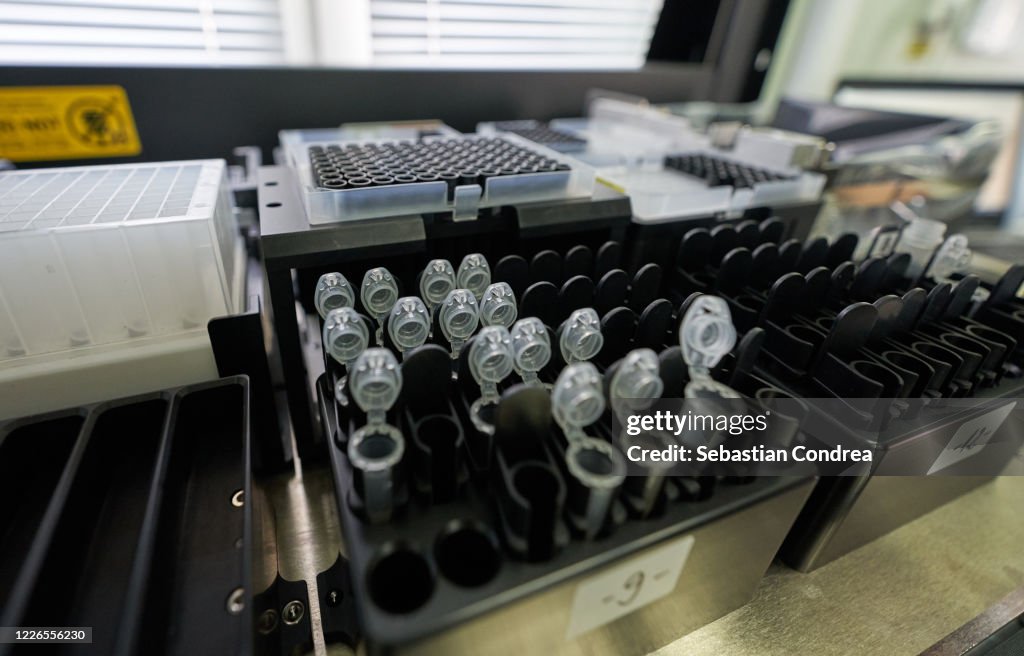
[0,0,286,66]
[369,0,665,69]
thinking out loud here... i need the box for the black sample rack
[659,223,1024,569]
[310,224,825,654]
[311,215,1024,651]
[489,120,589,153]
[664,153,794,188]
[317,375,811,655]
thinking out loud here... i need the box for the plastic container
[0,160,243,417]
[894,217,946,279]
[0,159,240,360]
[284,134,595,224]
[0,377,256,655]
[482,100,826,224]
[278,120,461,151]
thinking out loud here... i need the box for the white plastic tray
[0,159,241,365]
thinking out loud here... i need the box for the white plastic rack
[0,159,242,418]
[481,99,826,223]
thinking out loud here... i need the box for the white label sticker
[927,402,1016,474]
[565,535,695,640]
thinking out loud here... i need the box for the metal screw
[231,489,244,507]
[226,587,245,615]
[257,609,278,634]
[327,590,340,607]
[282,600,305,625]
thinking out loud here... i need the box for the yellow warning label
[0,85,141,162]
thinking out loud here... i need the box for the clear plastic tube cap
[560,308,604,364]
[510,317,551,373]
[469,325,515,385]
[419,259,456,308]
[929,234,972,280]
[440,288,480,342]
[361,267,399,319]
[388,296,430,352]
[349,347,402,414]
[457,253,491,298]
[610,348,663,409]
[315,272,355,319]
[480,282,518,328]
[552,362,605,432]
[322,307,369,365]
[680,295,736,370]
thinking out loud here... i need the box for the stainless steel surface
[659,475,1024,656]
[261,459,347,656]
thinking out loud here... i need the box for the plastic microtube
[551,361,605,443]
[553,361,624,538]
[679,295,740,399]
[323,307,370,367]
[479,282,518,328]
[468,325,515,434]
[559,308,604,364]
[361,267,399,345]
[314,272,355,319]
[419,259,456,312]
[388,296,430,358]
[457,253,491,299]
[610,349,668,515]
[349,347,402,427]
[927,234,972,281]
[510,317,551,386]
[439,288,480,360]
[609,348,663,417]
[323,307,370,406]
[895,217,946,280]
[347,348,405,524]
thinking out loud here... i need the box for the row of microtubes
[310,253,742,526]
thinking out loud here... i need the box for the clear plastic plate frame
[285,133,596,225]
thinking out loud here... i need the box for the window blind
[369,0,665,69]
[0,0,286,66]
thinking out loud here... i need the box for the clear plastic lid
[388,296,430,353]
[349,347,402,420]
[360,267,399,321]
[552,361,605,440]
[928,234,972,281]
[480,282,518,328]
[439,289,480,344]
[419,259,456,310]
[469,325,515,389]
[322,307,369,366]
[679,296,735,370]
[457,254,491,299]
[560,308,604,364]
[610,348,663,412]
[510,317,551,381]
[314,272,355,319]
